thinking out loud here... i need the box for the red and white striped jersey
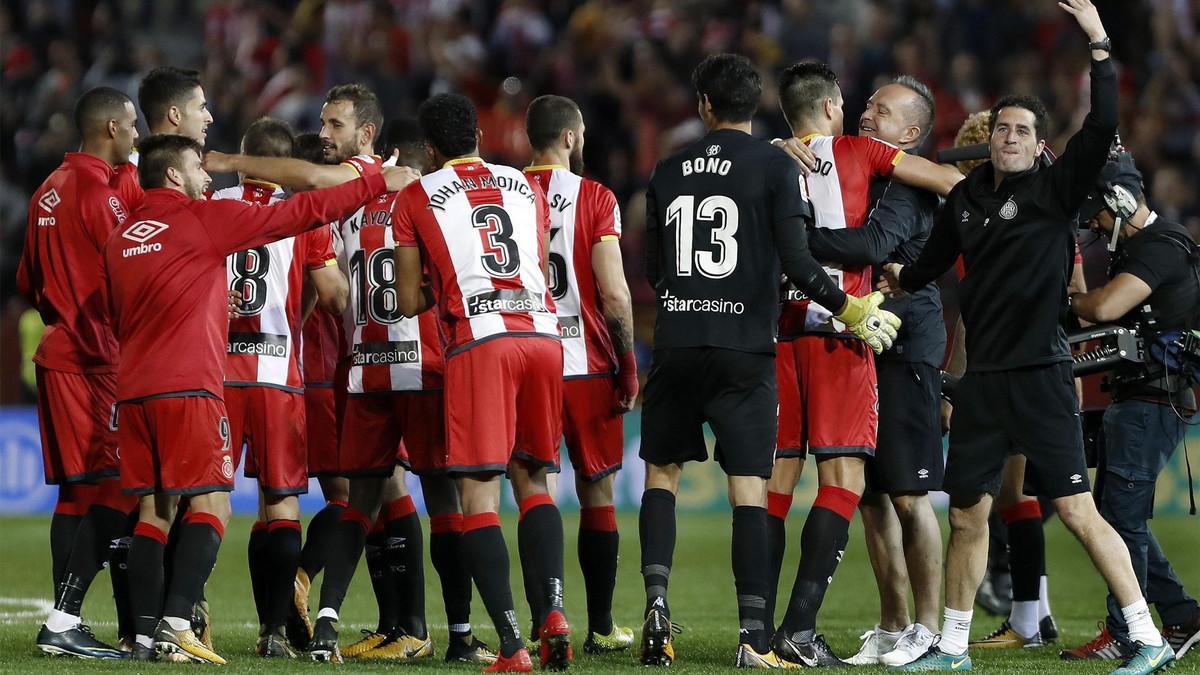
[778,134,902,338]
[393,157,559,356]
[523,165,621,378]
[332,154,444,392]
[216,180,337,391]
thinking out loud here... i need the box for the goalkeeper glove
[834,291,901,354]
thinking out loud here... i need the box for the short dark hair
[293,133,326,164]
[417,93,478,158]
[241,117,294,158]
[380,116,428,171]
[691,53,762,123]
[778,61,840,129]
[989,94,1049,140]
[525,95,581,151]
[325,83,384,133]
[138,66,202,126]
[137,134,203,189]
[892,75,936,145]
[74,86,132,135]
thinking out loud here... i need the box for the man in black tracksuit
[879,1,1175,670]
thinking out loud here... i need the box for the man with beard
[521,95,638,655]
[103,133,416,663]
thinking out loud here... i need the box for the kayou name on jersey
[659,289,745,315]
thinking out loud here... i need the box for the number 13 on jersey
[666,194,739,278]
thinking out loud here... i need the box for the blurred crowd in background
[2,0,1199,403]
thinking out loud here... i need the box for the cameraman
[1068,150,1200,661]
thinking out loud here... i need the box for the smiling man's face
[990,106,1045,175]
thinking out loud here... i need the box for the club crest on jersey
[999,197,1018,220]
[121,219,169,256]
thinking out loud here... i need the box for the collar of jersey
[242,178,282,191]
[444,156,483,168]
[796,133,821,144]
[64,151,116,179]
[524,163,565,172]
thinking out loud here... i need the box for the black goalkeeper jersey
[645,128,845,355]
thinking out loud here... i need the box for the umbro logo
[122,219,169,243]
[121,220,168,257]
[918,468,930,479]
[960,210,970,222]
[39,189,61,213]
[1070,473,1083,484]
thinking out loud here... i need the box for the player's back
[18,153,128,373]
[216,181,331,391]
[524,165,621,377]
[394,157,559,355]
[647,128,802,355]
[779,134,901,337]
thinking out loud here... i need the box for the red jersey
[17,153,130,373]
[302,303,342,386]
[393,157,559,356]
[102,171,387,402]
[214,180,337,392]
[779,134,902,338]
[111,154,144,209]
[523,165,621,377]
[331,154,443,392]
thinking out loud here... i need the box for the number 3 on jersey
[473,204,520,278]
[667,195,739,278]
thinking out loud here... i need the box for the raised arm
[1047,0,1117,213]
[200,171,395,255]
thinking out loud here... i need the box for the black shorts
[945,362,1089,499]
[867,361,945,495]
[640,347,777,478]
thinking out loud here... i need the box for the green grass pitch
[0,513,1197,673]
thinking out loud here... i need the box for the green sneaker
[889,646,972,671]
[584,625,635,654]
[1109,641,1175,675]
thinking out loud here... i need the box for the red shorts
[305,386,338,477]
[445,336,563,474]
[337,390,445,476]
[118,395,235,496]
[776,336,878,458]
[563,376,624,481]
[224,386,308,495]
[35,367,120,485]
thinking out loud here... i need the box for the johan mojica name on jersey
[465,288,549,317]
[659,289,745,315]
[425,173,537,211]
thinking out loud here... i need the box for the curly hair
[953,110,992,174]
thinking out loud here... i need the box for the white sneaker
[880,623,936,667]
[844,625,902,666]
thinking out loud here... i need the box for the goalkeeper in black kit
[635,52,900,669]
